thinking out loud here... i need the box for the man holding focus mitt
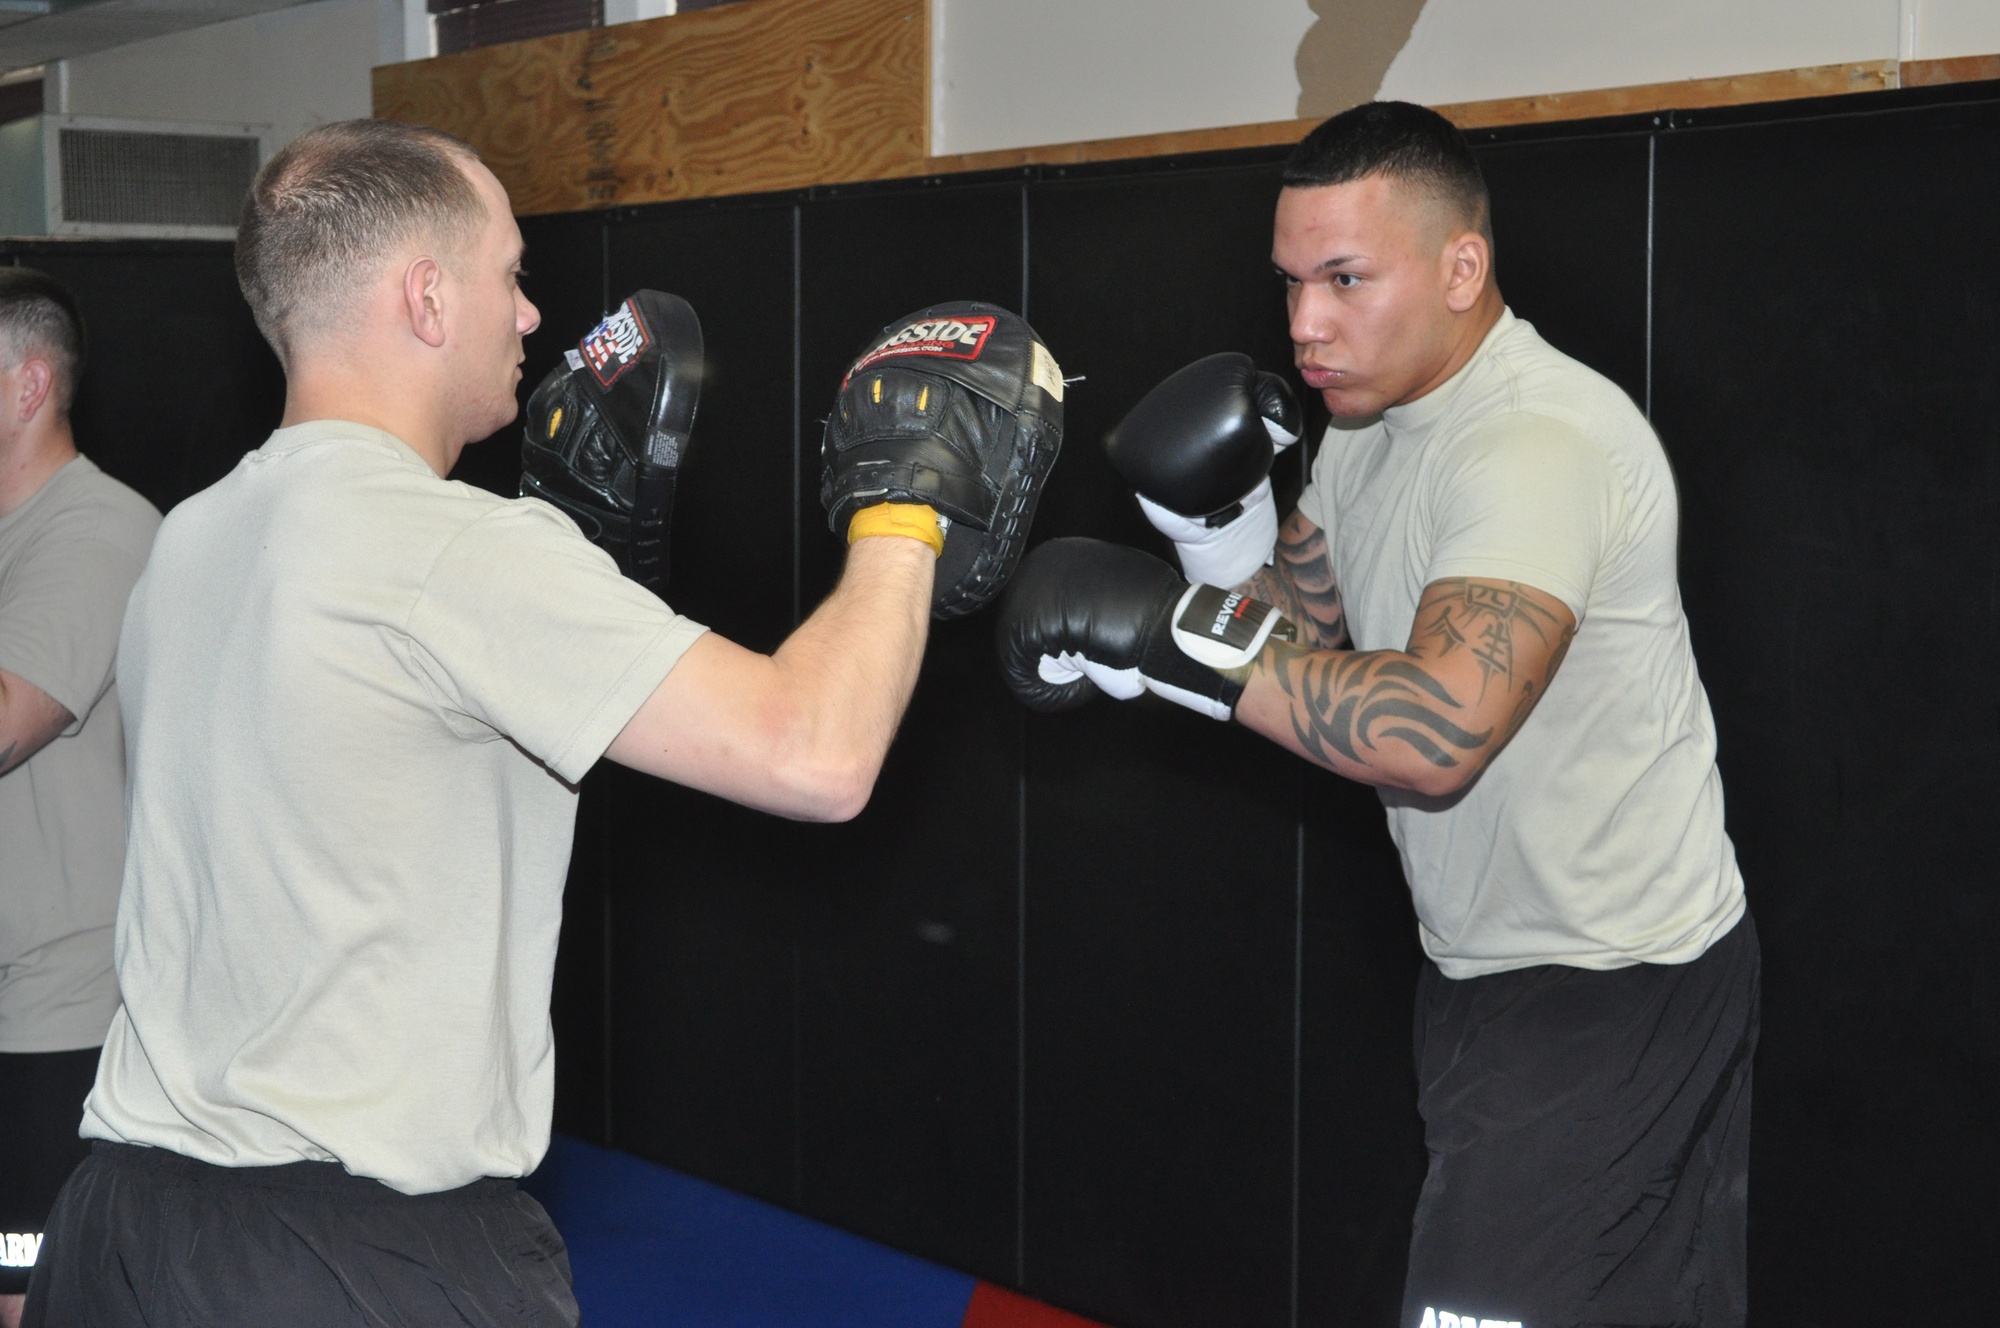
[997,102,1755,1328]
[28,119,1059,1328]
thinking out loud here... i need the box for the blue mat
[523,1134,978,1328]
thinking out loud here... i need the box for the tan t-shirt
[83,421,706,1194]
[0,455,160,1052]
[1297,310,1744,978]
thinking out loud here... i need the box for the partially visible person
[0,268,160,1328]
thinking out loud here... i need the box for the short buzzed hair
[235,119,488,362]
[1282,101,1492,243]
[0,267,86,416]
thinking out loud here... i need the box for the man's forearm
[602,533,933,819]
[1234,576,1572,797]
[1242,519,1346,649]
[0,668,73,777]
[769,534,934,797]
[1234,642,1496,795]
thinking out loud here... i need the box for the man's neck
[280,363,457,477]
[0,425,78,518]
[1395,291,1506,410]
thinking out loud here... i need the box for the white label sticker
[564,348,585,372]
[1030,341,1063,402]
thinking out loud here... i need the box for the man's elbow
[1402,757,1476,800]
[780,753,879,823]
[816,771,876,824]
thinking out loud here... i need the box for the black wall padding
[1,242,284,510]
[8,79,1996,1328]
[1651,94,2000,1324]
[1020,164,1314,1328]
[597,202,808,1208]
[791,183,1029,1281]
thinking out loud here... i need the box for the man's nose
[1290,285,1332,346]
[518,292,542,337]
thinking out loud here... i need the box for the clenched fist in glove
[994,537,1297,722]
[1103,352,1301,588]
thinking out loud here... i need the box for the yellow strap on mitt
[847,501,945,558]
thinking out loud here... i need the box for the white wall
[602,0,671,23]
[931,0,1313,156]
[1378,0,2000,106]
[1915,0,2000,60]
[52,0,407,148]
[36,0,2000,164]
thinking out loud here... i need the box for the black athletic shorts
[24,1140,579,1327]
[0,1047,99,1296]
[1403,913,1760,1328]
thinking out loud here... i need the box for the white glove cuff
[1138,478,1278,588]
[1167,582,1292,669]
[1133,491,1212,544]
[1039,652,1149,702]
[1037,651,1231,720]
[1140,677,1234,722]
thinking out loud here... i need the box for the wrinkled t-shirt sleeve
[403,500,708,783]
[1422,413,1622,618]
[0,511,148,733]
[1295,424,1336,537]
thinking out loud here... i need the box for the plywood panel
[923,117,1318,177]
[372,0,925,215]
[1903,54,2000,87]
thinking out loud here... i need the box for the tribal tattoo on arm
[1243,515,1348,649]
[1244,577,1574,794]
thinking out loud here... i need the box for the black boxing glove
[1102,353,1301,587]
[994,537,1297,721]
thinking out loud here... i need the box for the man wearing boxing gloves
[999,101,1755,1328]
[26,120,1059,1326]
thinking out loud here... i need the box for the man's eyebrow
[1272,253,1367,278]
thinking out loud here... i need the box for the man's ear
[1442,231,1492,314]
[12,358,55,424]
[403,256,448,349]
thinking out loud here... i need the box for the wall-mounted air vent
[58,127,262,228]
[0,115,272,239]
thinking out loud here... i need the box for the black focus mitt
[821,301,1065,619]
[522,290,702,592]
